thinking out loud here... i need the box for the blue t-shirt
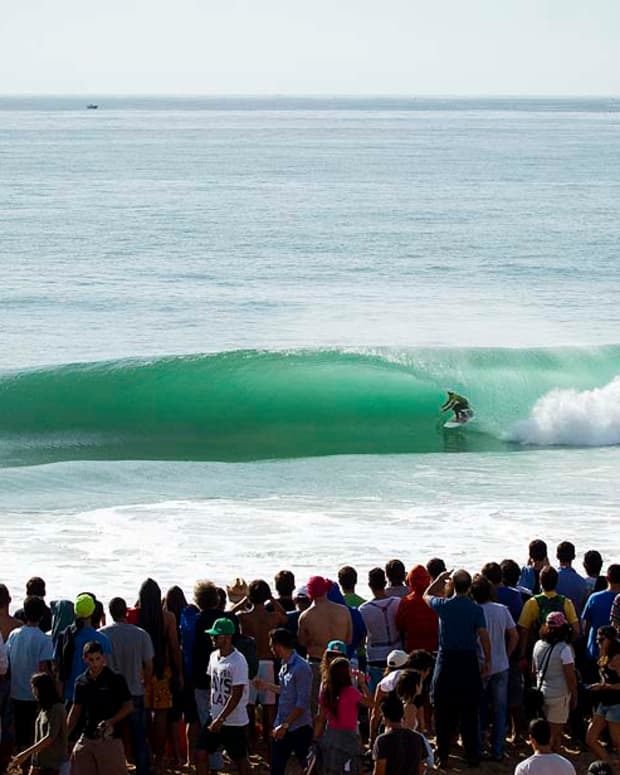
[7,626,54,700]
[64,627,112,701]
[429,595,486,652]
[556,567,588,615]
[496,586,524,622]
[583,590,616,659]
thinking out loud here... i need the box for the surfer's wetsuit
[441,392,472,422]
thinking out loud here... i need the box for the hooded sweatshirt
[395,566,439,653]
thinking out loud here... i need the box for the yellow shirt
[517,591,578,629]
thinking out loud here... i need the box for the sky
[2,0,619,95]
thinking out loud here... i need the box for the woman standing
[138,578,183,775]
[532,611,577,753]
[586,626,620,766]
[314,657,373,775]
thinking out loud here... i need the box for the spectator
[514,718,576,775]
[583,550,606,595]
[67,641,133,775]
[372,692,426,775]
[195,618,250,775]
[6,596,54,753]
[256,627,313,775]
[423,569,490,768]
[395,565,438,654]
[583,565,620,663]
[54,593,112,704]
[0,584,20,774]
[519,540,549,595]
[359,569,402,692]
[426,558,447,581]
[100,597,154,775]
[532,612,577,753]
[481,561,523,622]
[11,672,68,774]
[556,541,588,616]
[14,578,52,634]
[585,625,620,765]
[385,560,408,599]
[471,574,518,762]
[338,566,365,608]
[274,570,296,612]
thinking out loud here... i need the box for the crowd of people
[1,539,620,775]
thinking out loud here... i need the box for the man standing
[254,627,313,775]
[555,541,588,616]
[195,618,250,775]
[297,576,351,711]
[471,575,518,762]
[514,718,576,775]
[338,566,366,608]
[100,597,154,775]
[360,568,402,691]
[0,584,21,773]
[13,578,52,634]
[519,540,549,594]
[68,641,133,775]
[233,579,287,751]
[424,570,491,768]
[6,597,54,752]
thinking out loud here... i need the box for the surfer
[441,391,473,423]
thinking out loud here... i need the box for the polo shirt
[428,595,486,652]
[73,666,131,738]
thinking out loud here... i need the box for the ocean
[1,96,619,600]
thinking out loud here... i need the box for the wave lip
[509,376,620,447]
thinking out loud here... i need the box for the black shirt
[373,728,424,775]
[74,666,131,738]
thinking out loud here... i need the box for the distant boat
[86,104,98,110]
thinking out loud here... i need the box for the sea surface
[1,96,619,601]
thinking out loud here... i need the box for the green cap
[206,617,235,637]
[74,593,96,619]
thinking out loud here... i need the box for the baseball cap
[386,649,409,669]
[294,585,309,599]
[326,640,347,655]
[206,617,235,637]
[74,593,96,619]
[546,611,568,629]
[587,762,613,775]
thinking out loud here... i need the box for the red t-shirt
[321,685,362,731]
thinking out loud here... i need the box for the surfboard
[443,416,473,430]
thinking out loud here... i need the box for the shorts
[144,667,173,710]
[197,724,249,761]
[248,660,276,706]
[595,702,620,724]
[13,699,38,749]
[543,694,571,724]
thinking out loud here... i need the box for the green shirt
[343,592,366,608]
[34,703,68,770]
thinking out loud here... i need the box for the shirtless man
[297,576,352,713]
[0,584,22,772]
[233,580,287,753]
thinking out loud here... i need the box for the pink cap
[546,611,568,628]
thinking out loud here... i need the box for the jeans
[194,688,224,771]
[479,669,509,759]
[271,725,312,775]
[129,695,151,775]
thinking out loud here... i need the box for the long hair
[31,672,62,710]
[598,626,620,666]
[138,578,167,678]
[164,586,188,631]
[539,622,572,645]
[323,657,352,717]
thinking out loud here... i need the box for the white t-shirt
[208,648,249,727]
[377,669,404,693]
[514,752,576,775]
[359,598,401,661]
[532,641,574,699]
[479,602,515,675]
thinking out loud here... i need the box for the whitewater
[1,97,620,599]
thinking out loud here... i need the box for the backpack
[534,593,566,626]
[56,623,78,682]
[180,605,200,677]
[233,633,259,679]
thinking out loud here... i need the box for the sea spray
[509,376,620,447]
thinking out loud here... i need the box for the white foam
[510,376,620,447]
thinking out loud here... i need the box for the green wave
[1,347,619,466]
